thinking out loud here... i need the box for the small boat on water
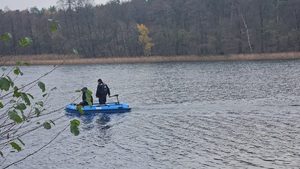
[65,94,131,114]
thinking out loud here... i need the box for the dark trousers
[99,97,107,104]
[79,101,88,106]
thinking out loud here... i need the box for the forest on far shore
[0,0,300,58]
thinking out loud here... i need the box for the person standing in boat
[96,79,110,104]
[79,87,93,106]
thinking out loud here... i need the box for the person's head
[98,79,103,83]
[81,87,88,92]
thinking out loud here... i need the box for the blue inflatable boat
[65,94,131,114]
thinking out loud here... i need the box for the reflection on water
[66,113,111,130]
[3,60,300,169]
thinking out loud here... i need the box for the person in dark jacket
[96,79,110,104]
[79,87,93,106]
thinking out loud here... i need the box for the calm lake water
[2,60,300,169]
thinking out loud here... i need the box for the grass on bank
[1,52,300,66]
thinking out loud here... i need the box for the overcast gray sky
[0,0,109,10]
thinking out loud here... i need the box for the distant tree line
[0,0,300,58]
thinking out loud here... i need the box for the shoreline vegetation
[1,52,300,66]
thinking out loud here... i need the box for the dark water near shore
[2,60,300,169]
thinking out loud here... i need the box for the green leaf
[70,119,80,126]
[6,76,14,87]
[13,67,23,76]
[86,90,93,95]
[0,151,3,157]
[8,110,23,123]
[13,86,21,98]
[20,110,26,120]
[70,125,79,136]
[43,122,51,130]
[35,101,44,107]
[15,61,30,66]
[1,33,12,44]
[10,142,21,152]
[18,37,33,47]
[50,25,58,31]
[34,108,41,116]
[76,105,84,114]
[42,93,47,97]
[86,90,93,107]
[17,138,25,146]
[0,77,11,91]
[15,103,27,110]
[9,99,16,104]
[38,81,46,92]
[72,48,79,55]
[70,120,80,136]
[75,90,81,92]
[23,62,30,66]
[21,93,31,106]
[0,102,3,109]
[27,93,34,99]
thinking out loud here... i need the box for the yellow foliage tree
[137,24,154,56]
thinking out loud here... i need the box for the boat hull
[65,102,131,114]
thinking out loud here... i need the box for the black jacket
[82,91,93,104]
[96,83,110,98]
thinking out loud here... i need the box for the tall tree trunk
[295,11,300,51]
[258,0,265,53]
[275,0,281,52]
[239,8,253,52]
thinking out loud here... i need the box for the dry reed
[1,52,300,66]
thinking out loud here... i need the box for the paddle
[109,94,119,104]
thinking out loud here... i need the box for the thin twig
[0,114,66,147]
[2,124,70,169]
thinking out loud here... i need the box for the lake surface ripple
[3,60,300,169]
